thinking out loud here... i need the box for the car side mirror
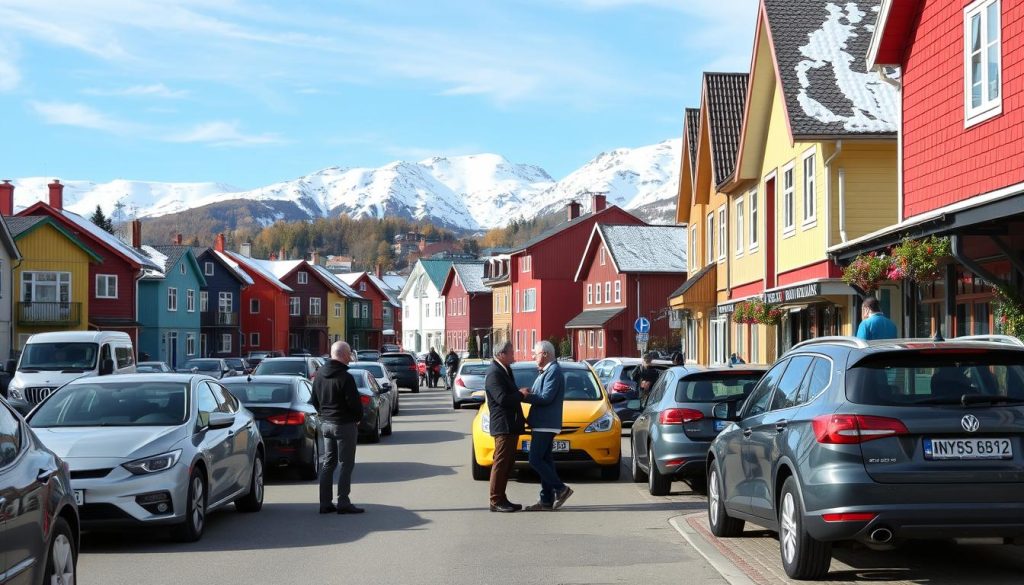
[99,358,114,376]
[381,382,391,392]
[626,399,641,410]
[712,401,741,422]
[207,411,235,430]
[608,393,626,404]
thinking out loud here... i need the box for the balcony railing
[17,302,82,327]
[202,311,239,327]
[290,314,327,329]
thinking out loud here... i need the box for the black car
[351,369,394,443]
[246,351,283,368]
[355,350,381,362]
[0,397,79,584]
[225,357,253,375]
[253,357,320,380]
[221,375,321,479]
[179,358,236,379]
[379,352,419,392]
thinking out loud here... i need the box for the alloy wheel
[192,476,206,533]
[50,533,74,585]
[708,469,720,526]
[253,458,264,503]
[780,492,798,564]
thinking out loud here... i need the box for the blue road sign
[634,317,651,334]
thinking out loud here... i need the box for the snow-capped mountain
[9,140,681,231]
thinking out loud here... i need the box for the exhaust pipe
[869,527,893,544]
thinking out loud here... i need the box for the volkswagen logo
[961,414,980,433]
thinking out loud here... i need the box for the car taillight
[659,408,704,424]
[456,377,466,387]
[812,414,908,444]
[822,512,877,523]
[267,412,306,425]
[610,381,632,393]
[409,365,417,371]
[360,395,371,406]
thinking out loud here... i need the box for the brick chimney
[174,233,182,245]
[310,251,319,265]
[278,247,286,261]
[269,252,278,261]
[0,180,13,216]
[567,200,581,221]
[48,180,64,210]
[375,263,383,278]
[131,219,142,248]
[240,242,252,257]
[214,233,226,253]
[591,192,607,213]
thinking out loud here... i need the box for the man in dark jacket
[484,341,523,512]
[425,347,442,388]
[444,350,460,389]
[631,352,661,398]
[311,341,365,514]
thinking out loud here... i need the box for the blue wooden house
[137,245,206,368]
[193,235,253,357]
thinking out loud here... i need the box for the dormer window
[298,271,308,285]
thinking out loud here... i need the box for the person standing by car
[856,296,898,341]
[631,352,662,398]
[311,341,365,515]
[483,341,523,513]
[445,349,460,389]
[425,347,442,388]
[520,340,572,511]
[670,351,685,366]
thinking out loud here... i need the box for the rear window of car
[351,364,384,377]
[254,360,307,376]
[223,382,293,404]
[381,355,414,366]
[847,350,1024,406]
[460,363,489,376]
[675,372,764,403]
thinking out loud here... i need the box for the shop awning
[669,264,716,310]
[565,308,625,329]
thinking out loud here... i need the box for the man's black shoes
[337,504,365,514]
[489,501,519,513]
[319,504,338,514]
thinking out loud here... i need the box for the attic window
[964,0,1002,126]
[600,248,606,266]
[204,262,214,276]
[359,282,367,291]
[298,271,308,285]
[179,264,185,275]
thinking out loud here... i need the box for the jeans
[319,421,358,506]
[527,431,566,505]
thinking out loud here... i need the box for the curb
[670,514,758,585]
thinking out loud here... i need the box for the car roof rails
[791,336,869,350]
[955,334,1024,347]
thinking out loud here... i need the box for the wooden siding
[837,141,900,241]
[281,267,329,355]
[13,223,92,343]
[326,292,347,345]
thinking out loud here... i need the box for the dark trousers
[319,421,358,506]
[489,434,517,505]
[527,431,566,505]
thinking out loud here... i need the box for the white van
[6,330,136,413]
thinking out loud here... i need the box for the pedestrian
[631,352,661,397]
[856,297,898,341]
[670,351,684,366]
[445,349,460,389]
[426,347,442,387]
[310,340,365,515]
[483,341,524,513]
[729,352,745,365]
[520,340,573,511]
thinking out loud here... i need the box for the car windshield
[184,360,220,371]
[675,372,763,402]
[512,367,602,401]
[351,364,384,377]
[225,359,244,368]
[254,361,306,376]
[460,364,489,376]
[620,364,666,381]
[136,365,164,373]
[19,342,98,372]
[847,350,1024,406]
[30,382,189,427]
[222,382,293,404]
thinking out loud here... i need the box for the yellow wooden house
[7,215,101,349]
[482,255,512,353]
[312,264,354,345]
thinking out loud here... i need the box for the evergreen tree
[90,205,115,234]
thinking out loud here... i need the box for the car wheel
[366,419,382,444]
[382,412,393,436]
[412,384,420,394]
[470,442,490,481]
[707,460,744,537]
[779,476,832,580]
[452,397,460,410]
[299,435,320,481]
[236,454,265,513]
[393,394,400,415]
[647,443,672,496]
[44,516,76,585]
[600,459,621,481]
[173,469,207,542]
[630,437,647,483]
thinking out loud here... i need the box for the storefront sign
[765,283,821,305]
[717,303,736,315]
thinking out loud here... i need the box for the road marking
[670,514,758,585]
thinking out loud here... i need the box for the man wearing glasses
[483,341,524,512]
[520,341,573,511]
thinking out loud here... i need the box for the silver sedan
[28,373,265,542]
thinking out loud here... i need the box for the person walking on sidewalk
[311,341,365,515]
[856,297,898,341]
[483,341,524,513]
[520,340,573,511]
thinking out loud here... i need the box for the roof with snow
[193,247,254,286]
[223,251,293,292]
[311,264,363,299]
[599,225,688,273]
[450,262,488,294]
[145,246,207,285]
[339,272,401,307]
[58,209,162,271]
[380,273,407,291]
[705,73,749,187]
[250,258,305,280]
[764,0,898,136]
[684,108,700,179]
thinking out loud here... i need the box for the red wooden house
[509,194,645,361]
[340,271,402,349]
[834,0,1024,337]
[569,224,688,360]
[224,250,291,355]
[249,259,332,355]
[440,262,492,355]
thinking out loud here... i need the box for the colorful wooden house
[340,272,402,350]
[137,246,206,368]
[0,210,21,361]
[248,259,332,355]
[224,250,292,356]
[311,264,363,346]
[399,259,453,353]
[190,234,253,357]
[482,254,513,355]
[440,262,491,355]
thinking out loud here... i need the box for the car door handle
[775,420,788,432]
[742,428,752,438]
[37,466,59,483]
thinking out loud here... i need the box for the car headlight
[7,381,24,400]
[480,413,490,434]
[585,412,615,433]
[122,450,182,475]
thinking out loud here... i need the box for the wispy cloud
[30,101,138,134]
[83,83,189,98]
[0,40,20,92]
[167,121,283,147]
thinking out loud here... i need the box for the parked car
[136,361,173,373]
[221,375,321,479]
[379,352,419,393]
[28,373,265,542]
[349,361,400,415]
[379,343,401,353]
[590,357,672,425]
[224,357,253,375]
[0,396,79,584]
[355,350,381,362]
[351,369,394,443]
[180,358,237,379]
[471,361,621,481]
[253,357,320,379]
[246,351,282,368]
[451,359,489,409]
[628,365,767,496]
[707,335,1024,580]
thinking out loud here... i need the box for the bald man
[311,341,365,514]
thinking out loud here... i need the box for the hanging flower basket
[841,251,891,293]
[746,298,782,326]
[889,236,951,283]
[732,303,755,324]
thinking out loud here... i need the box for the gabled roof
[144,245,208,286]
[441,262,489,296]
[339,272,400,307]
[515,206,642,253]
[223,251,294,292]
[0,216,20,261]
[675,107,701,224]
[685,108,700,175]
[866,0,923,68]
[576,224,688,281]
[380,273,407,291]
[7,215,102,263]
[311,264,363,299]
[418,259,455,291]
[192,247,254,286]
[704,73,749,188]
[250,259,306,281]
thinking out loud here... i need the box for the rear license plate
[73,490,84,506]
[522,440,570,453]
[924,437,1013,460]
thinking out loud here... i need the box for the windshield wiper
[61,368,86,373]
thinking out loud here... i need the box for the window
[604,282,611,303]
[797,357,832,403]
[515,330,521,352]
[361,304,369,319]
[743,359,788,418]
[186,289,195,312]
[531,329,536,349]
[614,281,621,302]
[735,198,744,255]
[588,330,595,348]
[718,207,727,261]
[352,303,359,318]
[587,284,593,304]
[289,297,300,316]
[167,287,177,311]
[297,271,308,285]
[600,247,606,265]
[706,213,714,264]
[521,256,531,272]
[200,291,209,312]
[770,355,813,411]
[515,290,520,312]
[964,0,1002,125]
[359,282,366,291]
[523,288,537,312]
[578,331,585,350]
[783,164,795,232]
[185,333,195,356]
[204,261,214,276]
[690,226,698,269]
[334,302,342,318]
[597,330,604,349]
[736,323,745,360]
[309,297,321,315]
[435,301,442,316]
[751,324,759,362]
[114,345,134,368]
[749,189,759,249]
[0,403,22,468]
[95,274,117,299]
[802,152,816,224]
[250,298,260,314]
[710,318,728,365]
[425,303,431,318]
[250,332,260,347]
[21,271,71,304]
[594,284,602,305]
[218,292,231,313]
[179,264,185,275]
[220,334,232,354]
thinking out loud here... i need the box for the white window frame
[735,198,744,256]
[531,329,537,350]
[587,284,593,305]
[600,247,606,265]
[95,274,118,299]
[706,213,714,264]
[309,297,321,316]
[802,149,817,226]
[334,302,342,318]
[782,163,795,235]
[352,302,359,318]
[604,281,611,303]
[167,287,178,312]
[521,255,531,273]
[523,288,537,312]
[614,280,621,302]
[200,291,209,313]
[218,292,231,313]
[964,0,1003,127]
[185,333,195,356]
[220,334,232,354]
[204,261,214,276]
[594,283,602,305]
[588,330,595,348]
[752,323,759,361]
[179,264,185,275]
[359,282,366,291]
[718,206,727,262]
[289,296,301,316]
[297,271,308,285]
[21,271,71,304]
[690,225,698,270]
[362,304,369,319]
[186,289,195,312]
[597,330,604,349]
[748,188,759,250]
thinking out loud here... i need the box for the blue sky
[0,0,759,189]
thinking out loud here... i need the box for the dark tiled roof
[5,215,46,238]
[670,264,714,298]
[517,207,641,252]
[565,308,625,329]
[684,108,700,179]
[704,72,749,187]
[151,245,190,273]
[763,0,898,137]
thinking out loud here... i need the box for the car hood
[521,400,610,425]
[33,425,188,462]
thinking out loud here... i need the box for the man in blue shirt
[856,297,898,340]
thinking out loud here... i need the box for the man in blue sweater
[856,297,898,341]
[520,340,573,511]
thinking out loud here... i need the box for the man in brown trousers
[483,341,524,512]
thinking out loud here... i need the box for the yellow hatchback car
[470,360,622,481]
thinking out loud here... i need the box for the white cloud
[167,121,283,147]
[83,83,189,98]
[30,101,137,134]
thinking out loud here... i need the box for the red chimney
[591,192,607,213]
[0,180,13,216]
[567,200,581,221]
[174,233,182,245]
[48,180,64,210]
[214,233,226,253]
[131,220,142,248]
[269,252,278,261]
[375,263,383,278]
[311,251,319,265]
